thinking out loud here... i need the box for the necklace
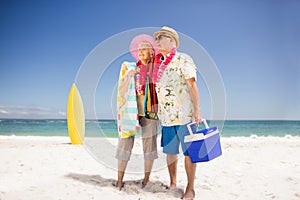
[152,48,176,83]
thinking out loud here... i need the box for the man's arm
[186,77,202,125]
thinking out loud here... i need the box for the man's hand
[192,112,203,126]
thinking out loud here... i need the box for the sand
[0,135,300,200]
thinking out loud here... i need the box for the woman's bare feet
[141,178,149,188]
[114,181,124,191]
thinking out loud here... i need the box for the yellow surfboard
[67,83,85,144]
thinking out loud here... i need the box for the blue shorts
[161,123,196,156]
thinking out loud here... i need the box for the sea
[0,119,299,137]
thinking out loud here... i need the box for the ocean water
[0,119,299,137]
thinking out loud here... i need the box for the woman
[115,34,159,190]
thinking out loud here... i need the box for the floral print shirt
[156,52,197,126]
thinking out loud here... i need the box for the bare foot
[167,183,177,190]
[181,189,195,200]
[113,181,124,191]
[141,179,149,188]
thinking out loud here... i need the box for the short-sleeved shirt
[156,52,197,126]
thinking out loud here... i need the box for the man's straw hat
[153,26,179,48]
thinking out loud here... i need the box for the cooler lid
[196,126,217,135]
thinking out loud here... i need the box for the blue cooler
[184,119,222,163]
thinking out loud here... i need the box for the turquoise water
[0,119,299,137]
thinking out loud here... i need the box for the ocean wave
[250,134,259,139]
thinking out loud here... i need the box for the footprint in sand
[200,184,211,190]
[143,181,168,193]
[167,187,184,198]
[122,184,141,194]
[265,192,276,199]
[229,193,238,198]
[0,191,5,199]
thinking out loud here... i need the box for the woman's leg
[116,160,128,190]
[115,136,135,190]
[141,119,158,187]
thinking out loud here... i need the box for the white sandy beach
[0,135,300,200]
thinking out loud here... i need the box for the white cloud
[58,111,66,117]
[0,105,66,119]
[0,109,9,114]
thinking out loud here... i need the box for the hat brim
[153,31,179,48]
[130,34,156,61]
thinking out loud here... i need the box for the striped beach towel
[117,62,140,138]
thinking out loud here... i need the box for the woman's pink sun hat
[130,34,156,61]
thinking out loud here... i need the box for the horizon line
[0,118,299,121]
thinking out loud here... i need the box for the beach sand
[0,135,300,200]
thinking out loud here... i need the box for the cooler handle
[187,119,209,136]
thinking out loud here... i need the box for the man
[153,26,202,200]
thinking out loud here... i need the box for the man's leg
[177,124,196,199]
[183,155,196,199]
[167,154,178,189]
[161,126,180,189]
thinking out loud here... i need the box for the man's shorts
[161,123,196,156]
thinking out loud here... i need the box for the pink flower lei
[152,48,176,83]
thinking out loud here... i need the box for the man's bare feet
[181,189,195,200]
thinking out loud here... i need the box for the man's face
[155,34,173,53]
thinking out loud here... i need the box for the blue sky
[0,0,299,120]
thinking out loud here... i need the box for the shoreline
[1,134,300,139]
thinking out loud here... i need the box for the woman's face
[138,43,153,64]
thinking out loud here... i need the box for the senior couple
[115,26,202,200]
